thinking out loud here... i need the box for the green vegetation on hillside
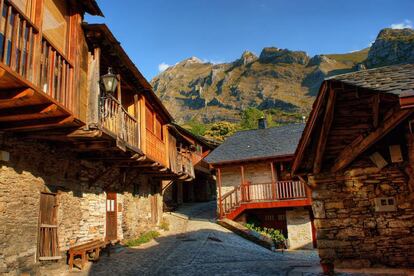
[326,48,370,64]
[182,107,305,141]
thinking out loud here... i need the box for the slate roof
[327,63,414,97]
[205,124,305,164]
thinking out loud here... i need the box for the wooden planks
[313,85,336,174]
[331,108,413,172]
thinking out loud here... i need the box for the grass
[159,218,170,231]
[125,231,160,247]
[326,48,370,64]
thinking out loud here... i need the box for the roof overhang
[209,154,295,168]
[79,0,104,16]
[82,24,173,122]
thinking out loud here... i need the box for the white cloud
[158,62,170,72]
[390,19,413,29]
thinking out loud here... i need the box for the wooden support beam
[313,86,336,174]
[372,94,380,128]
[331,108,413,172]
[0,88,34,102]
[217,168,223,218]
[0,115,75,131]
[0,103,58,122]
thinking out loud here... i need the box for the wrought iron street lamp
[100,67,118,94]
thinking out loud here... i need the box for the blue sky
[85,0,414,79]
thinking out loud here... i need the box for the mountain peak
[366,28,414,68]
[259,47,309,65]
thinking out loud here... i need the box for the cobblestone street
[57,201,319,276]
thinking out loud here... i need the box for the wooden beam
[331,108,413,172]
[313,86,336,174]
[372,94,380,128]
[0,88,34,101]
[0,115,75,131]
[292,82,328,174]
[0,103,58,122]
[241,165,245,184]
[217,168,223,218]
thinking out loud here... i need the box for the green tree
[240,107,264,129]
[204,121,239,141]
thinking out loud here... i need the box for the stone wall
[310,163,414,268]
[286,208,313,249]
[0,136,163,275]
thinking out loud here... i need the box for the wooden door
[106,192,117,241]
[38,193,60,260]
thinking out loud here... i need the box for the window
[155,116,162,140]
[42,0,68,54]
[10,0,34,18]
[146,105,154,132]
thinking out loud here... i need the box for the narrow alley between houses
[44,201,319,276]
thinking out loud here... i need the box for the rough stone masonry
[0,135,163,275]
[309,133,414,268]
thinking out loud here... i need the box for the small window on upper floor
[42,0,68,54]
[10,0,34,19]
[155,116,163,140]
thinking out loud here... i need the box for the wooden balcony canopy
[292,64,414,176]
[83,23,173,123]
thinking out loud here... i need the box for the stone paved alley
[45,202,411,276]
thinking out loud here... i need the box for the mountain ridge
[151,28,414,125]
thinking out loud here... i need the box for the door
[106,192,117,241]
[38,193,60,260]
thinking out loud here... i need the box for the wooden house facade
[162,124,217,210]
[206,122,316,249]
[0,1,203,274]
[292,64,414,268]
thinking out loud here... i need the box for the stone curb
[217,218,275,251]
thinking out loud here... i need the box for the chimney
[258,117,267,129]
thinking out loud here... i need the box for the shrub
[245,223,286,244]
[125,231,160,247]
[159,218,170,231]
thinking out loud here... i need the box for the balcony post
[139,95,147,153]
[270,162,276,200]
[134,94,140,148]
[217,167,224,218]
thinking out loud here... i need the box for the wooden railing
[0,0,75,110]
[99,95,140,149]
[177,151,195,178]
[39,37,73,110]
[0,0,38,81]
[221,181,308,215]
[146,129,166,165]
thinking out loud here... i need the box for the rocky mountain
[151,28,414,124]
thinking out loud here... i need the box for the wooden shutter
[155,117,162,140]
[146,105,154,132]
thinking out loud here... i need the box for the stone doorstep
[166,211,189,221]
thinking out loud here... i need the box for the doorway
[106,192,117,241]
[38,192,60,260]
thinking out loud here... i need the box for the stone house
[0,1,205,275]
[205,120,316,249]
[292,64,414,268]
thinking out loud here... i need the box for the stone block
[325,201,344,209]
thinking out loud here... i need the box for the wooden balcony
[219,181,311,220]
[171,151,195,180]
[99,94,140,152]
[145,129,167,166]
[0,0,77,131]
